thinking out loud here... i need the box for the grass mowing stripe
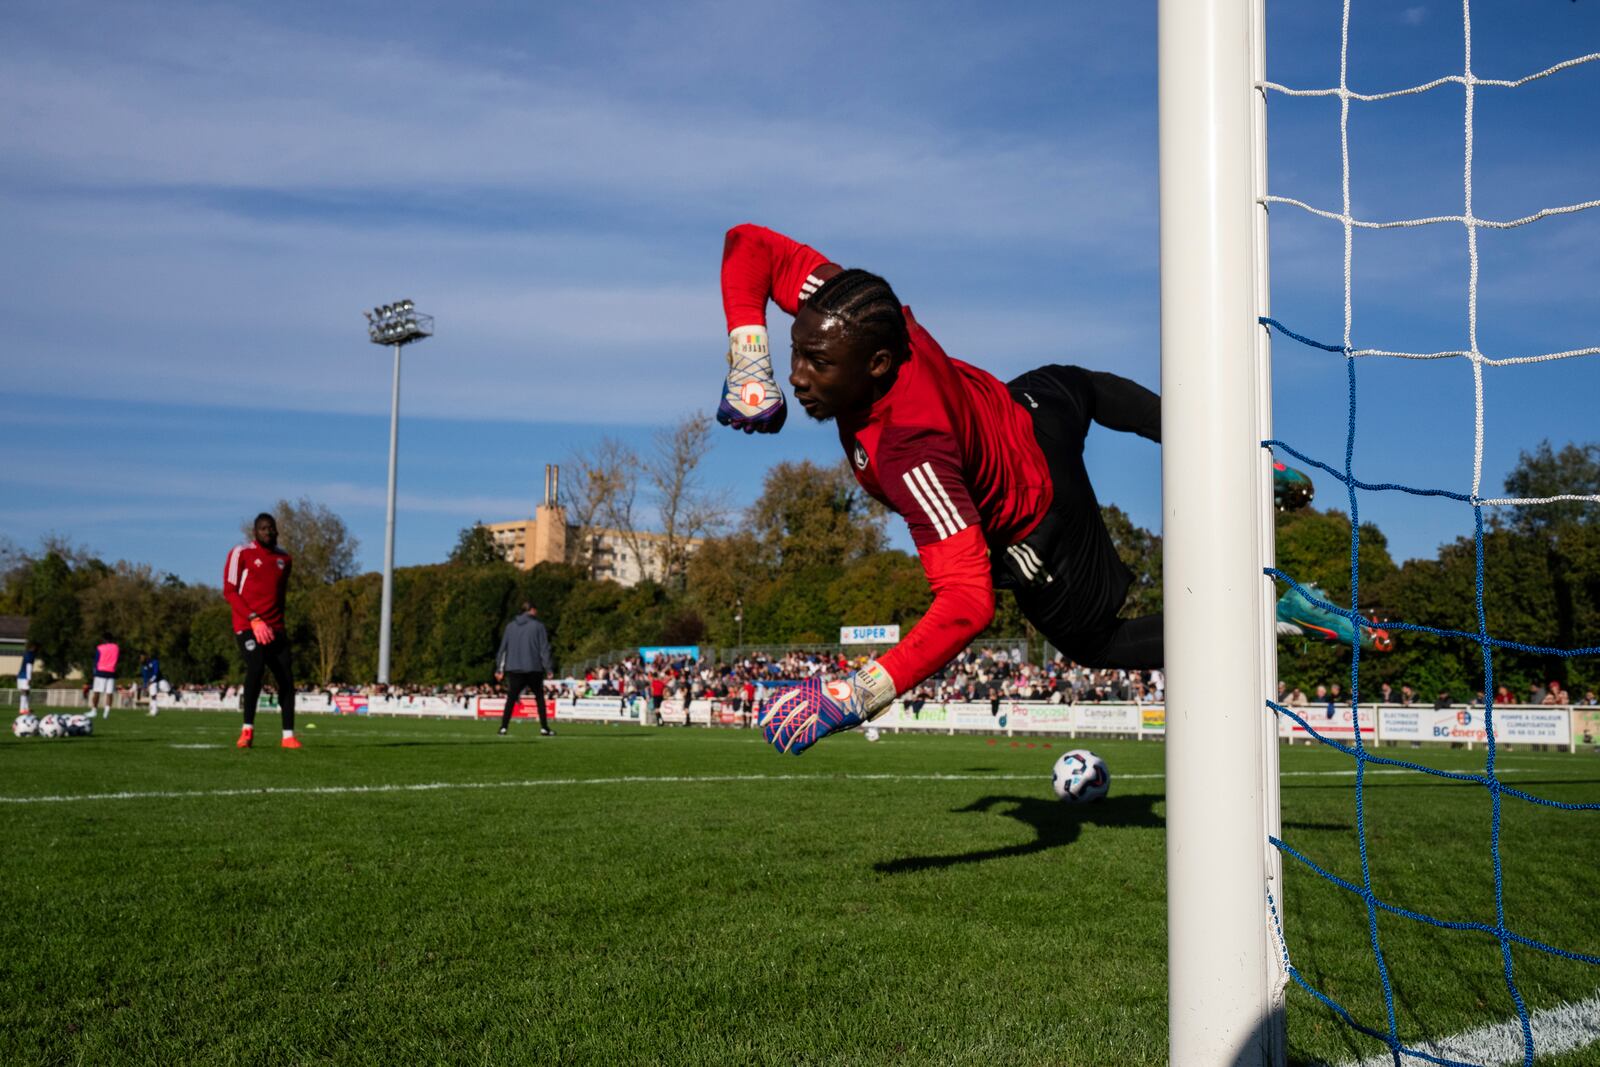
[0,771,1046,804]
[1327,992,1600,1067]
[1,764,1589,805]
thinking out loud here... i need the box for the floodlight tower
[364,299,433,685]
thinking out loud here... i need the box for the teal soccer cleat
[1276,582,1393,652]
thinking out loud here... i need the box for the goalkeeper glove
[249,618,275,645]
[761,661,897,755]
[717,326,787,434]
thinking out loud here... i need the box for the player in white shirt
[16,644,36,716]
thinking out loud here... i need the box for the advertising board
[1376,706,1569,746]
[840,625,901,645]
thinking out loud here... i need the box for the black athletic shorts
[996,365,1136,659]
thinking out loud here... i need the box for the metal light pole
[364,299,433,685]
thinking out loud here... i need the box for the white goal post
[1159,0,1287,1064]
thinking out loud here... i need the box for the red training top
[721,223,1053,694]
[223,540,294,633]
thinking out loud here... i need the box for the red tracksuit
[721,223,1056,694]
[223,541,294,634]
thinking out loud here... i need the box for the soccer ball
[1051,749,1110,803]
[67,715,93,737]
[11,714,39,738]
[864,725,881,742]
[38,715,65,739]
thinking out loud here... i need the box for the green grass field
[2,708,1596,1066]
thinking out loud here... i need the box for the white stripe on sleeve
[901,468,952,540]
[910,464,961,534]
[226,545,243,585]
[904,463,968,540]
[921,464,968,532]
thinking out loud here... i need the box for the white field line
[1327,992,1600,1067]
[0,765,1589,806]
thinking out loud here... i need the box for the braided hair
[806,269,909,360]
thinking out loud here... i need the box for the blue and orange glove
[761,662,898,755]
[717,325,787,434]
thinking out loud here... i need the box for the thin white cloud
[0,454,526,519]
[0,3,1163,427]
[0,5,1150,246]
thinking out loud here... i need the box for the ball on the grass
[1051,749,1110,803]
[864,726,881,742]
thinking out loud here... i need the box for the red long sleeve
[878,526,996,693]
[721,223,832,330]
[223,544,251,623]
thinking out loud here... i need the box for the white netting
[1260,9,1600,504]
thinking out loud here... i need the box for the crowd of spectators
[69,657,1597,714]
[573,646,1164,712]
[1277,679,1599,710]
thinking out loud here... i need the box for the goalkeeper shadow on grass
[873,792,1161,875]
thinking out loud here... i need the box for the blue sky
[2,1,1596,584]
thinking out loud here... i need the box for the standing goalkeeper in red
[718,223,1165,755]
[223,512,300,749]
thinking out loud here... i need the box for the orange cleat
[236,730,253,749]
[281,736,302,750]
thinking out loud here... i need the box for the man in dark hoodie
[495,602,555,737]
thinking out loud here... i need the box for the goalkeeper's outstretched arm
[716,224,839,434]
[761,531,995,755]
[764,425,1002,753]
[874,527,996,709]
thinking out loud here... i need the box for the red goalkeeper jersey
[721,223,1053,693]
[223,541,293,633]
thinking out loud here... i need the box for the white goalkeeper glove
[717,325,787,434]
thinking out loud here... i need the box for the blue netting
[1262,320,1599,1066]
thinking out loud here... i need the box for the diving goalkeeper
[717,223,1306,755]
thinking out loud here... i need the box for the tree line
[3,441,1593,696]
[1273,441,1599,698]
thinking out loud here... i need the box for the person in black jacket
[495,602,555,737]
